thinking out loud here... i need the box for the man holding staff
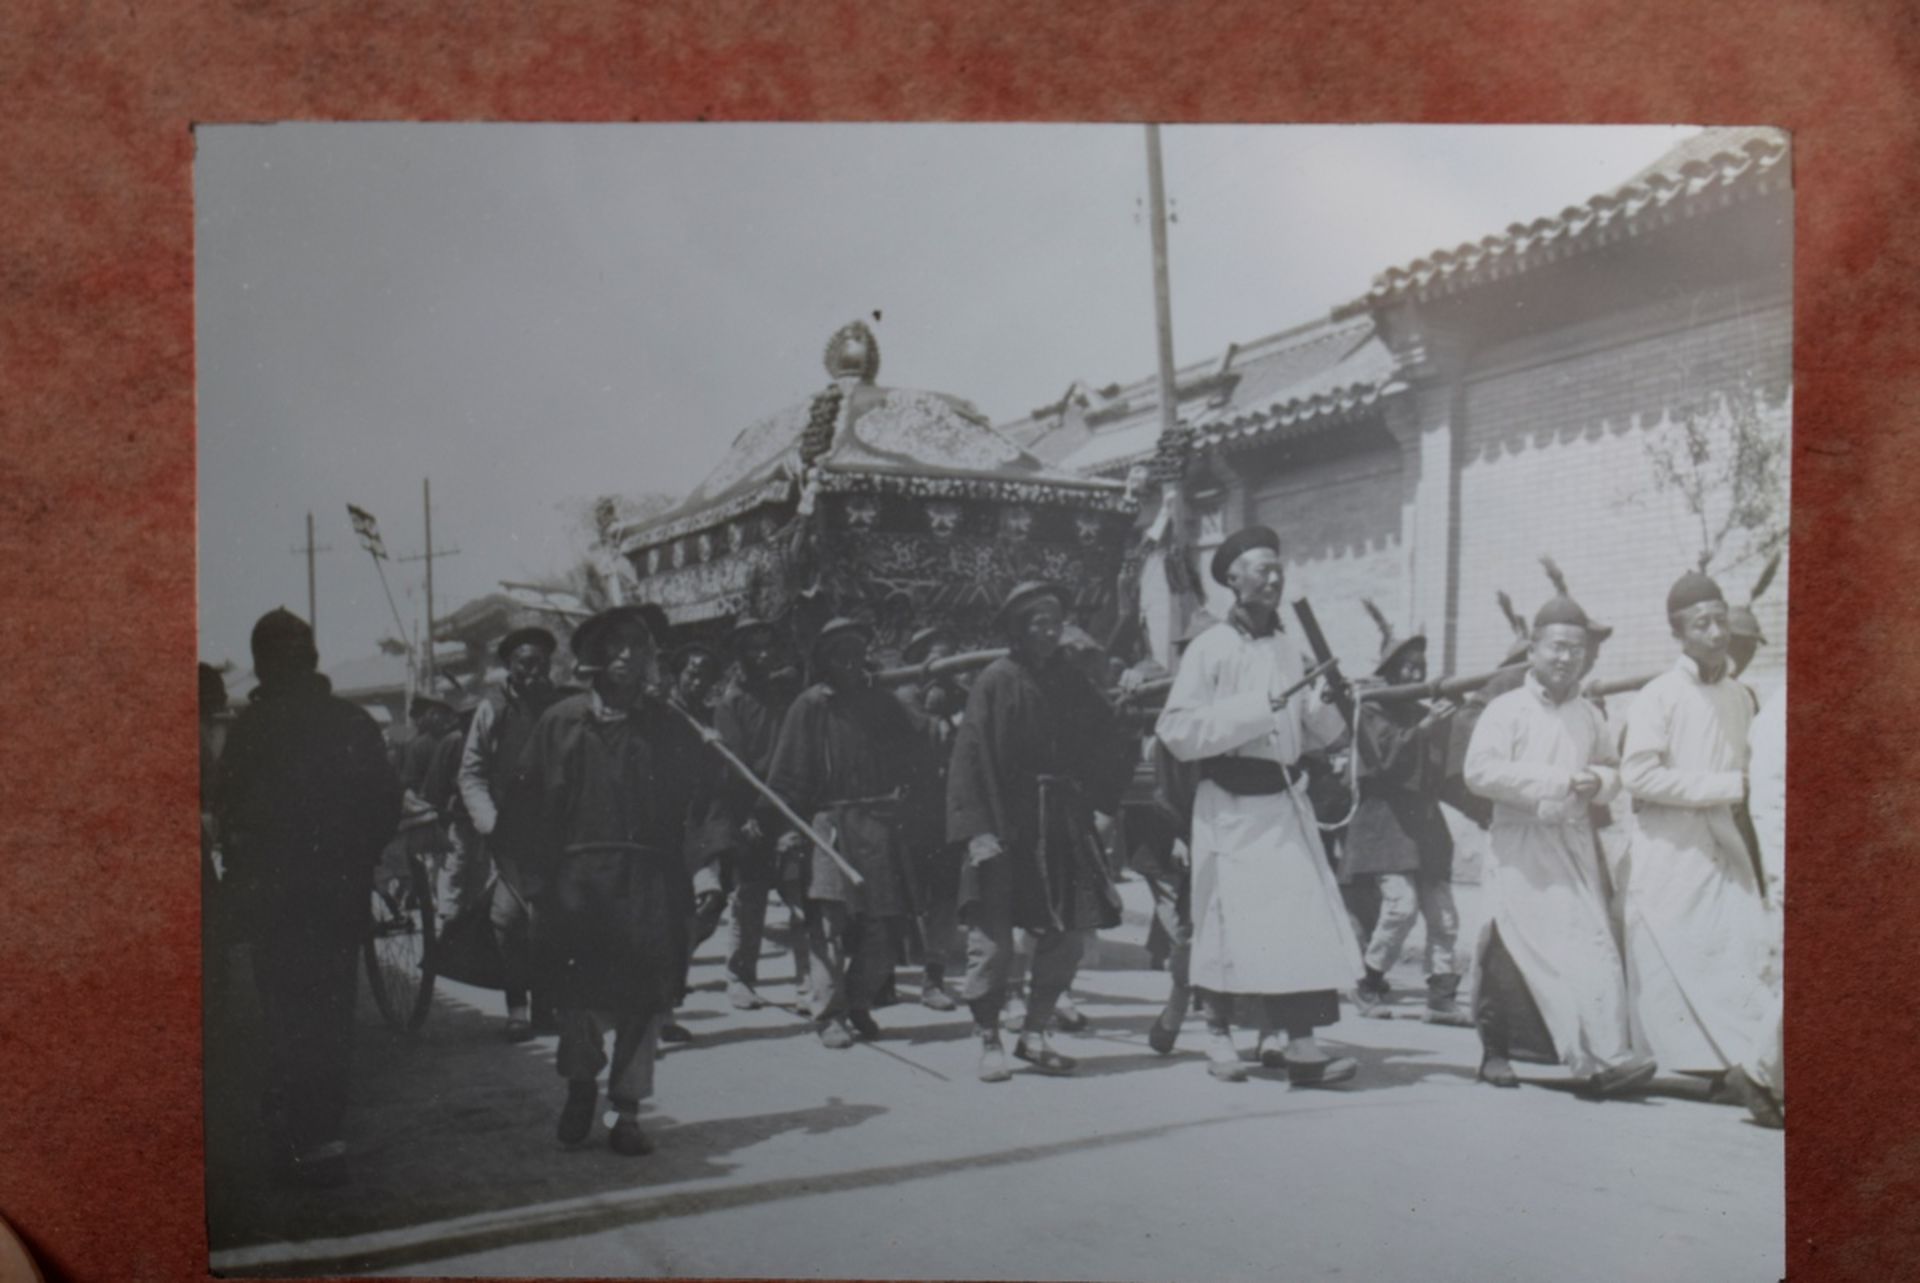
[1154,527,1360,1086]
[514,604,711,1156]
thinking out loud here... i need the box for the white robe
[1621,656,1781,1093]
[1464,675,1650,1077]
[1155,622,1358,997]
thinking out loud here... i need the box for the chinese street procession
[201,128,1788,1221]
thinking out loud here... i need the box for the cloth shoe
[504,1013,535,1043]
[847,1009,882,1041]
[1205,1031,1249,1081]
[1355,970,1391,1018]
[557,1081,598,1145]
[1423,974,1471,1026]
[1013,1032,1077,1076]
[727,977,765,1010]
[921,981,958,1012]
[1585,1061,1658,1099]
[818,1019,855,1050]
[1051,998,1090,1033]
[1283,1052,1359,1088]
[1477,1055,1521,1088]
[1722,1065,1785,1129]
[608,1116,654,1157]
[977,1030,1012,1083]
[1147,1015,1179,1056]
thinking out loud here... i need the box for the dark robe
[512,690,712,1013]
[217,672,402,940]
[1343,697,1455,880]
[946,653,1132,933]
[764,679,926,917]
[710,673,798,858]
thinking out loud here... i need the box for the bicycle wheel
[364,853,437,1032]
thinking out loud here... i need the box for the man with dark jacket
[948,584,1132,1081]
[710,617,808,1010]
[514,604,713,1157]
[216,609,401,1185]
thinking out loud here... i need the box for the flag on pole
[347,504,387,558]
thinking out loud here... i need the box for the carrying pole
[663,701,866,888]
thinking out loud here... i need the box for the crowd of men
[201,523,1784,1184]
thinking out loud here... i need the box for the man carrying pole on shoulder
[765,618,926,1049]
[947,582,1132,1082]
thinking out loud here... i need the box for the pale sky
[196,122,1699,672]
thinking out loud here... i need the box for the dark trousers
[489,874,533,1012]
[1197,987,1339,1039]
[1474,924,1557,1064]
[251,926,360,1155]
[806,900,894,1024]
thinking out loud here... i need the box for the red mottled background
[0,1,1914,1279]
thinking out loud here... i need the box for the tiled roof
[1011,316,1400,478]
[1338,127,1790,316]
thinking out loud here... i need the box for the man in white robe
[1155,525,1360,1086]
[1621,571,1783,1128]
[1464,593,1656,1096]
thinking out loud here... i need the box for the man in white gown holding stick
[1155,525,1361,1086]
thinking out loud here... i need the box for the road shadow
[205,975,887,1267]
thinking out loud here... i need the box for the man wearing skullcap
[766,619,929,1049]
[215,610,401,1184]
[1620,571,1783,1128]
[1154,528,1362,1085]
[1463,593,1654,1097]
[947,583,1132,1080]
[514,604,712,1156]
[709,617,810,1011]
[458,625,565,1040]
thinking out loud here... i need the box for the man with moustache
[766,618,927,1049]
[515,604,711,1156]
[1463,591,1655,1097]
[458,625,565,1041]
[1155,528,1360,1086]
[1620,571,1783,1128]
[947,583,1132,1081]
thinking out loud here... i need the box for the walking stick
[664,701,867,888]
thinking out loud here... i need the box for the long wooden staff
[664,701,866,888]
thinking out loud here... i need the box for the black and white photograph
[196,122,1790,1280]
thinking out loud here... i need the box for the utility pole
[397,478,460,689]
[1145,123,1180,448]
[290,511,331,632]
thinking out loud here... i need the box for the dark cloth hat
[666,641,720,675]
[495,625,558,665]
[1375,633,1427,678]
[1728,604,1767,644]
[810,617,874,666]
[729,615,778,651]
[250,607,315,664]
[902,625,951,665]
[409,695,453,720]
[1532,595,1593,633]
[1210,525,1282,587]
[995,581,1071,635]
[1666,571,1727,617]
[569,603,669,661]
